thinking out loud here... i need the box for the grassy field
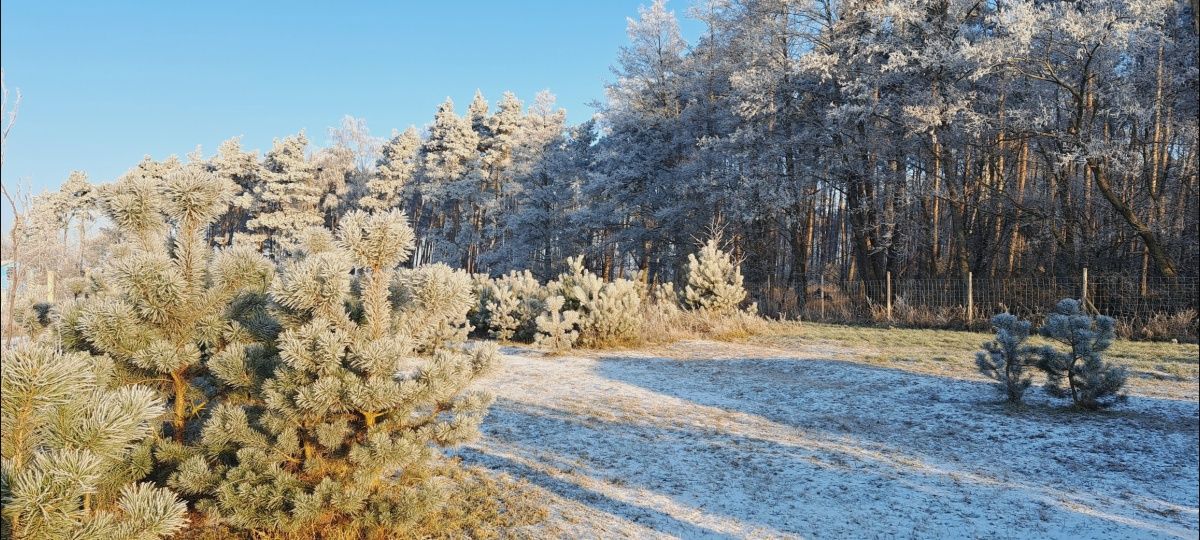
[751,322,1199,401]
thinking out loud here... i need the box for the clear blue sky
[1,0,702,195]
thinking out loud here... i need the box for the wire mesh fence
[753,272,1199,342]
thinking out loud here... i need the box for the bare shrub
[1118,309,1198,342]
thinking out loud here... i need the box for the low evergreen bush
[976,313,1035,403]
[169,210,497,537]
[683,238,747,315]
[547,257,641,347]
[1034,299,1127,410]
[1,345,187,539]
[534,296,580,353]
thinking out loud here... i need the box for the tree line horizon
[9,0,1198,317]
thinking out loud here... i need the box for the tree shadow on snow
[458,383,1198,538]
[454,441,742,539]
[580,354,1199,535]
[457,397,863,538]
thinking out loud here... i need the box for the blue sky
[1,0,702,195]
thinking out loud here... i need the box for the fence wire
[754,274,1199,341]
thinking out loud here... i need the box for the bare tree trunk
[930,134,942,276]
[787,202,813,314]
[1089,161,1178,277]
[2,190,22,349]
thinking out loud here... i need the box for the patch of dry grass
[753,322,1199,401]
[645,309,776,342]
[619,308,783,349]
[556,307,785,354]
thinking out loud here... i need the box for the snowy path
[456,340,1200,539]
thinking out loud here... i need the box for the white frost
[458,340,1199,539]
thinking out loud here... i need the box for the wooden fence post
[1082,267,1088,306]
[819,275,825,320]
[967,271,973,325]
[886,271,893,322]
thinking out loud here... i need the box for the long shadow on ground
[456,441,740,539]
[460,397,964,538]
[594,355,1200,535]
[458,350,1200,538]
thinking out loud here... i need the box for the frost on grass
[458,340,1199,539]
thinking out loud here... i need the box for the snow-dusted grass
[458,336,1199,538]
[755,323,1199,400]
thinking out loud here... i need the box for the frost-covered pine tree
[649,281,680,316]
[534,295,580,353]
[57,170,97,276]
[414,98,483,270]
[360,127,420,212]
[976,313,1034,402]
[473,270,545,342]
[581,278,641,347]
[483,92,522,167]
[1035,299,1127,410]
[174,209,496,537]
[484,284,523,342]
[467,90,491,139]
[86,156,179,251]
[247,132,323,255]
[207,137,262,247]
[550,256,641,347]
[420,100,478,221]
[310,144,356,229]
[1,345,187,540]
[391,262,478,354]
[473,91,525,271]
[491,92,577,277]
[683,238,747,315]
[64,166,275,444]
[591,0,691,278]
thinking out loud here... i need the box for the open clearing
[457,329,1200,539]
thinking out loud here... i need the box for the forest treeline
[8,0,1199,317]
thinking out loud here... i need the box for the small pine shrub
[534,296,580,353]
[683,238,747,315]
[473,270,545,342]
[485,284,522,341]
[976,313,1035,402]
[66,167,273,444]
[1035,299,1128,410]
[580,279,642,347]
[393,262,477,353]
[1,345,187,539]
[172,209,497,537]
[285,225,338,259]
[549,257,641,347]
[550,256,603,313]
[650,282,680,315]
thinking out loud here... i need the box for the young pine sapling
[1035,299,1127,410]
[976,313,1035,403]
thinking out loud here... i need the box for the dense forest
[7,0,1199,318]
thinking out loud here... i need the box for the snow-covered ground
[456,339,1200,539]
